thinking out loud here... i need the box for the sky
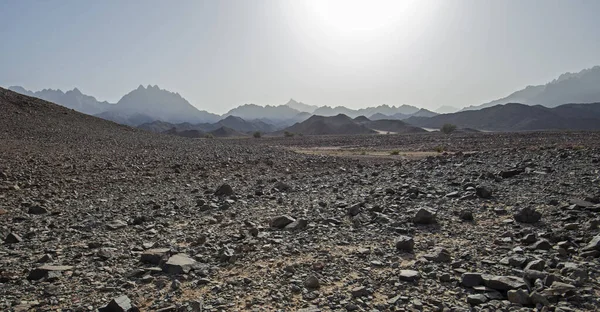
[1,0,600,114]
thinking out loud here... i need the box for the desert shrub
[440,123,457,134]
[253,131,261,138]
[284,131,295,138]
[434,145,446,153]
[390,150,400,155]
[204,133,214,139]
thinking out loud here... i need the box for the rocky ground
[2,90,600,312]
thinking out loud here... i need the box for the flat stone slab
[27,265,73,280]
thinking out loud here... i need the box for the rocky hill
[0,87,135,142]
[282,114,376,135]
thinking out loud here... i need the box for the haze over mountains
[7,65,600,134]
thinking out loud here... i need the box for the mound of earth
[209,126,247,137]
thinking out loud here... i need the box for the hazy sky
[1,0,600,113]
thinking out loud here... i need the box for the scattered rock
[461,272,483,287]
[27,205,48,214]
[350,286,370,298]
[399,270,420,282]
[475,186,492,199]
[304,275,320,289]
[270,215,295,229]
[413,207,437,224]
[99,295,139,312]
[141,248,170,265]
[395,235,414,252]
[162,254,199,274]
[507,289,530,305]
[27,265,73,281]
[482,275,527,291]
[4,232,22,244]
[514,207,542,223]
[423,247,451,263]
[214,184,234,196]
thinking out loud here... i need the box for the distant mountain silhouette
[406,102,600,131]
[411,108,438,118]
[312,104,420,118]
[217,115,276,133]
[138,115,276,136]
[8,86,114,115]
[284,99,319,113]
[225,104,301,121]
[435,106,459,114]
[464,66,600,110]
[368,108,437,121]
[98,85,220,126]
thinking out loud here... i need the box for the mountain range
[463,66,600,111]
[7,86,113,115]
[7,65,600,133]
[406,102,600,131]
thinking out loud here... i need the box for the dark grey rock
[395,235,414,252]
[413,207,437,224]
[482,275,527,291]
[423,247,451,263]
[466,294,488,305]
[507,289,531,305]
[141,248,170,265]
[27,265,73,281]
[304,275,320,289]
[350,286,370,298]
[514,207,542,223]
[461,272,483,287]
[4,232,22,244]
[270,215,295,229]
[28,205,48,214]
[214,184,234,196]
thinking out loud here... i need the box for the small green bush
[253,131,261,138]
[440,123,457,134]
[284,131,295,138]
[390,150,400,155]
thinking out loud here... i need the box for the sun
[302,0,425,37]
